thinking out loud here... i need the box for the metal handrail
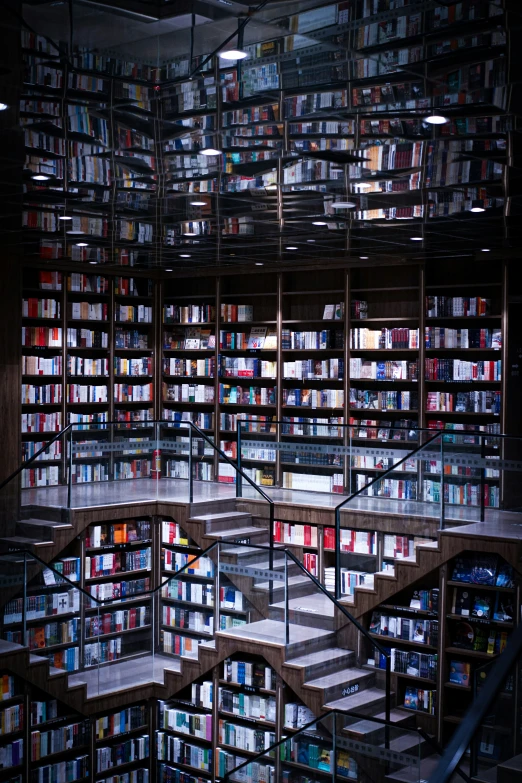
[285,549,391,726]
[333,430,443,599]
[0,424,73,491]
[428,621,522,783]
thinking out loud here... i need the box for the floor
[216,618,334,648]
[20,477,522,528]
[66,653,182,697]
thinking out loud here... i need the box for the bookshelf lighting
[190,201,207,206]
[360,256,369,259]
[332,201,356,208]
[180,254,191,258]
[59,215,72,221]
[482,248,491,252]
[410,237,423,241]
[31,174,50,181]
[255,262,264,266]
[424,114,449,125]
[471,205,486,213]
[286,246,298,250]
[200,148,222,156]
[75,242,88,247]
[219,49,248,60]
[0,102,8,111]
[312,221,327,226]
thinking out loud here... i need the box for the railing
[219,708,423,782]
[428,620,522,783]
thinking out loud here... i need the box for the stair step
[472,767,498,783]
[206,526,266,540]
[218,619,337,657]
[325,686,388,713]
[0,536,54,548]
[18,518,71,530]
[190,511,252,522]
[256,574,309,591]
[344,709,413,738]
[284,647,355,678]
[306,667,374,701]
[386,754,472,783]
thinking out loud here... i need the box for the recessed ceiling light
[410,237,423,241]
[200,148,222,156]
[184,232,197,236]
[31,174,50,181]
[66,230,84,235]
[0,102,8,111]
[75,242,88,247]
[190,201,206,206]
[471,207,485,213]
[332,201,356,208]
[286,246,298,250]
[255,262,263,266]
[481,248,491,252]
[360,256,369,259]
[219,49,248,60]
[424,114,449,125]
[312,221,327,226]
[180,254,191,258]
[59,215,73,221]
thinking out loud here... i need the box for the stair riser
[19,505,69,523]
[17,522,66,539]
[211,529,268,545]
[268,606,335,632]
[204,515,253,533]
[285,633,338,660]
[290,653,356,680]
[259,581,313,602]
[343,694,388,717]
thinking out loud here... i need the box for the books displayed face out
[451,555,515,588]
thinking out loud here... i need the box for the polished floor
[20,476,520,528]
[66,653,182,697]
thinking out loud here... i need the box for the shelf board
[393,672,437,685]
[445,646,499,660]
[368,633,437,651]
[86,624,151,641]
[446,614,512,627]
[95,724,149,743]
[444,682,472,692]
[219,710,275,727]
[85,568,151,583]
[218,679,275,696]
[164,322,215,327]
[447,581,514,593]
[161,624,213,638]
[379,604,438,618]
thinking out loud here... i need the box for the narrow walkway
[21,477,522,531]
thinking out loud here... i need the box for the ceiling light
[89,261,97,265]
[410,237,423,241]
[180,254,191,258]
[200,148,222,156]
[424,114,449,125]
[286,246,298,250]
[184,232,197,236]
[307,239,316,243]
[360,256,369,259]
[165,268,173,272]
[75,242,88,247]
[481,248,490,252]
[471,207,485,213]
[31,174,50,181]
[312,221,327,226]
[190,200,206,206]
[255,262,263,266]
[219,49,248,60]
[66,230,84,235]
[59,215,72,221]
[0,102,8,111]
[332,201,356,208]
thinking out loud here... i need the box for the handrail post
[284,551,289,646]
[335,507,341,601]
[236,421,242,498]
[67,426,73,509]
[385,654,391,750]
[480,435,486,523]
[188,425,193,504]
[440,434,445,531]
[23,553,28,648]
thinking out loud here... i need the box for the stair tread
[345,709,413,737]
[207,526,265,539]
[19,519,72,529]
[256,574,310,590]
[325,686,388,711]
[306,667,373,689]
[0,536,54,545]
[190,512,252,522]
[286,648,354,668]
[386,754,440,782]
[218,619,335,647]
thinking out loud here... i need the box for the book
[248,327,267,349]
[449,660,471,686]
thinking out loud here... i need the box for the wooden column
[0,0,23,532]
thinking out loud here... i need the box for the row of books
[220,688,276,722]
[85,548,151,579]
[115,305,152,324]
[21,384,62,405]
[31,720,88,760]
[283,388,344,408]
[85,607,150,637]
[425,359,501,382]
[66,328,109,348]
[162,607,213,635]
[115,329,149,350]
[67,384,108,403]
[219,721,275,754]
[0,739,23,770]
[281,329,343,350]
[21,466,61,487]
[161,580,213,607]
[114,383,153,402]
[164,384,215,404]
[96,736,149,771]
[161,706,212,740]
[350,389,417,410]
[156,734,212,772]
[164,358,215,378]
[3,589,80,624]
[22,298,61,319]
[426,391,501,413]
[372,647,438,682]
[22,326,62,347]
[219,385,276,406]
[87,577,151,606]
[223,659,276,691]
[219,329,277,350]
[356,474,417,500]
[425,327,502,349]
[349,359,418,381]
[96,705,147,739]
[68,357,108,376]
[22,355,62,376]
[221,358,277,379]
[350,328,418,350]
[84,639,122,668]
[426,296,491,318]
[370,613,439,646]
[22,440,62,462]
[283,359,343,380]
[0,702,23,734]
[22,413,62,433]
[424,481,500,508]
[86,520,151,549]
[164,329,214,350]
[283,472,344,495]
